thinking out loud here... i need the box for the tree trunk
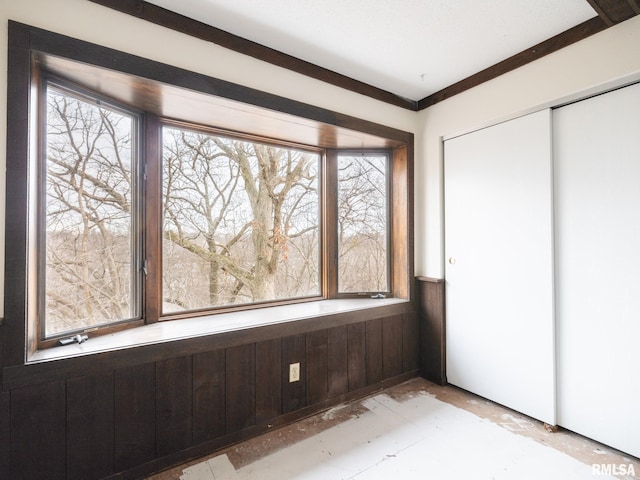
[251,193,276,301]
[206,236,220,306]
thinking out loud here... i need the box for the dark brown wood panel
[226,344,256,431]
[324,150,339,298]
[255,339,282,423]
[193,349,226,443]
[417,277,447,385]
[4,22,31,367]
[2,311,421,480]
[0,391,10,479]
[327,325,349,397]
[11,381,66,479]
[0,324,3,386]
[281,334,307,413]
[114,363,156,472]
[156,356,193,456]
[66,372,115,480]
[402,312,420,373]
[347,322,367,390]
[366,318,384,385]
[3,301,413,391]
[382,315,403,378]
[306,329,329,404]
[144,114,163,324]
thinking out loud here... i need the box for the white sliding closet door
[444,110,555,425]
[554,82,640,458]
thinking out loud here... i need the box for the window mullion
[324,149,339,298]
[143,113,162,323]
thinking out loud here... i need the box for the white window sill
[28,298,408,363]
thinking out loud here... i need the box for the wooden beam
[87,0,417,111]
[87,1,639,112]
[587,0,639,24]
[587,0,615,26]
[417,17,608,110]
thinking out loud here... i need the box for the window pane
[338,154,389,293]
[44,87,138,337]
[162,127,320,312]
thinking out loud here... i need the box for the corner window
[337,153,390,294]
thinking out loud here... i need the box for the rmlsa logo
[592,463,636,476]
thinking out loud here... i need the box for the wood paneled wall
[417,277,446,385]
[0,310,418,480]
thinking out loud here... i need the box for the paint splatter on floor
[149,378,639,480]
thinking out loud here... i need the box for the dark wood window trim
[35,77,148,350]
[87,0,637,110]
[3,21,414,366]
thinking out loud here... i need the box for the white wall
[416,14,640,278]
[0,0,417,317]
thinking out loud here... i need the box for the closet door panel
[444,109,555,424]
[554,82,640,458]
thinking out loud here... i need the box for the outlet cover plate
[289,362,300,382]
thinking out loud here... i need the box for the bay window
[5,22,412,357]
[35,79,396,347]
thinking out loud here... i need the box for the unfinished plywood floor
[150,378,640,480]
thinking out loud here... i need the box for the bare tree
[162,129,249,308]
[45,88,135,335]
[45,89,388,333]
[162,128,319,310]
[214,139,318,301]
[337,155,388,292]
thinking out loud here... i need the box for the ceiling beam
[417,17,608,110]
[88,0,418,111]
[586,0,639,25]
[588,0,615,25]
[626,0,640,14]
[87,1,638,111]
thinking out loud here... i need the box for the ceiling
[143,0,599,101]
[93,0,639,109]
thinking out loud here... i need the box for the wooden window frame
[334,150,393,296]
[3,21,414,361]
[153,119,327,321]
[36,77,147,349]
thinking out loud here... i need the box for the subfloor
[150,378,640,480]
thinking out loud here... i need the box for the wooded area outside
[44,86,389,338]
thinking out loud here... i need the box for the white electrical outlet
[289,362,300,383]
